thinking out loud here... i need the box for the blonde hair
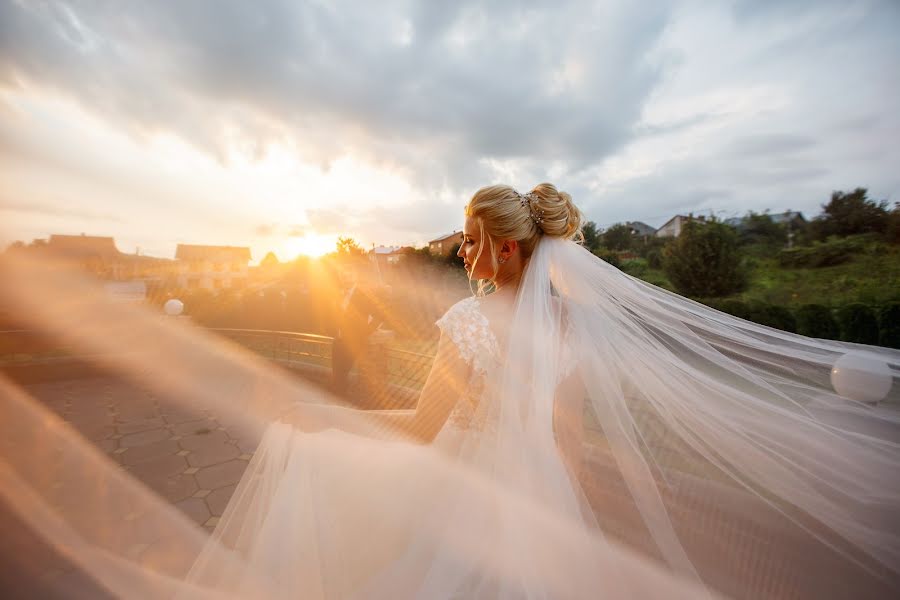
[464,183,583,291]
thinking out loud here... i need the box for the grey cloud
[0,0,672,190]
[724,133,817,158]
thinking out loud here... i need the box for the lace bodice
[435,296,577,431]
[435,297,502,377]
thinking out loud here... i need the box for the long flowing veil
[1,239,899,598]
[502,236,900,597]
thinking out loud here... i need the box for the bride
[180,184,900,598]
[1,183,898,598]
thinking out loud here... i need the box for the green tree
[581,221,601,252]
[808,188,889,240]
[662,219,747,297]
[602,224,633,251]
[885,202,900,245]
[738,212,787,248]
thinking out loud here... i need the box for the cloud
[0,0,898,248]
[0,0,671,191]
[0,198,125,223]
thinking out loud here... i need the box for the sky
[1,0,898,262]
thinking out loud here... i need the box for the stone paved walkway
[26,376,262,533]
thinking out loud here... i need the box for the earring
[498,256,507,264]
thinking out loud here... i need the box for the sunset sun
[280,233,338,259]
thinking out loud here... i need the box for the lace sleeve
[435,297,499,375]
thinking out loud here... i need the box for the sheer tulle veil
[506,236,900,596]
[1,234,899,598]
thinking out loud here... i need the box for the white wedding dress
[2,236,899,598]
[181,239,900,599]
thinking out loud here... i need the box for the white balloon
[830,352,893,404]
[164,298,184,317]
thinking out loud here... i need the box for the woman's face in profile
[458,215,496,280]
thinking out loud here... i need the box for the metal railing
[0,328,437,401]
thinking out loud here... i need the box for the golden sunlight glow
[280,233,338,259]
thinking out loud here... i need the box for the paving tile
[116,402,160,420]
[205,484,237,517]
[204,516,220,528]
[163,409,209,426]
[192,489,211,498]
[70,422,116,441]
[152,474,199,503]
[178,430,229,451]
[187,442,241,468]
[128,454,188,482]
[121,439,181,466]
[97,438,118,453]
[120,428,170,448]
[195,460,247,490]
[116,416,167,435]
[169,418,220,436]
[231,436,261,455]
[176,497,211,525]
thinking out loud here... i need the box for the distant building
[41,234,173,281]
[46,234,124,278]
[175,244,251,291]
[625,221,657,238]
[369,245,405,268]
[724,211,807,231]
[428,231,464,256]
[656,215,706,238]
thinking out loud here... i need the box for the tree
[662,219,747,298]
[336,237,364,256]
[885,202,900,245]
[581,221,601,252]
[808,188,889,240]
[738,212,787,248]
[260,251,281,268]
[602,224,633,251]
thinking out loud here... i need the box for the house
[655,215,705,238]
[175,244,251,291]
[428,231,464,256]
[46,234,125,278]
[41,234,173,281]
[625,221,657,238]
[369,245,405,267]
[725,211,807,231]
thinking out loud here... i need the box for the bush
[878,302,900,348]
[716,299,752,320]
[645,248,662,269]
[620,259,648,278]
[777,235,869,268]
[795,304,839,339]
[662,219,747,298]
[745,302,797,333]
[593,247,621,268]
[836,303,880,344]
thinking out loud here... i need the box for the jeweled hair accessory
[515,191,545,229]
